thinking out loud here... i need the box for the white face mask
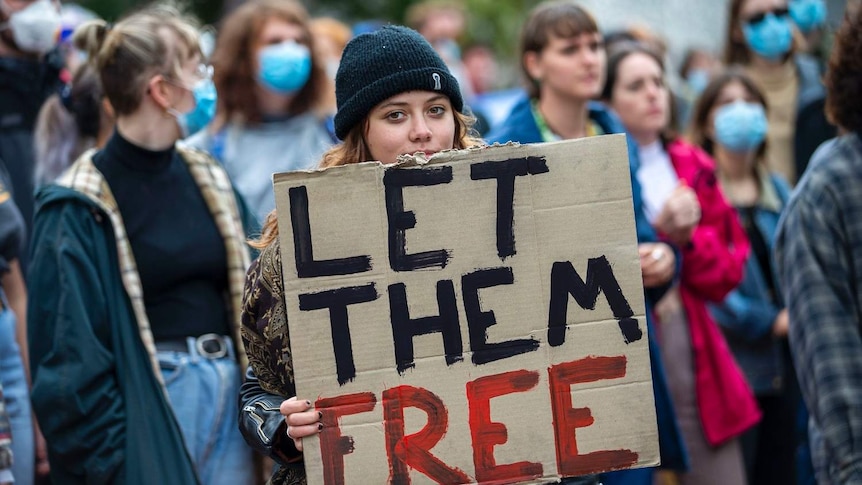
[1,0,61,55]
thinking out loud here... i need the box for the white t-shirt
[636,140,679,224]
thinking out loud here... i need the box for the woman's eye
[429,106,445,116]
[387,111,405,121]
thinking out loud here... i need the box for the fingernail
[318,411,323,419]
[306,400,311,406]
[318,423,323,431]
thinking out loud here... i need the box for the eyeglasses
[162,64,213,91]
[192,64,214,82]
[744,7,790,25]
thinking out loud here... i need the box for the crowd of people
[0,0,860,484]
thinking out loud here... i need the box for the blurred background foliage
[74,0,538,61]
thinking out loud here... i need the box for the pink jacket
[666,140,761,446]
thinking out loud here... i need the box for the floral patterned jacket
[240,240,305,485]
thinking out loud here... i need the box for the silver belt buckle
[195,333,227,359]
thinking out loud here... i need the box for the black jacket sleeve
[238,366,301,465]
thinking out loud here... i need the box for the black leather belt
[155,333,231,359]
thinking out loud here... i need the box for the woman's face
[162,53,207,114]
[706,79,759,140]
[609,52,669,144]
[364,90,456,165]
[526,32,605,102]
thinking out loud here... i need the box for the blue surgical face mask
[743,12,794,60]
[789,0,827,33]
[257,41,311,94]
[686,69,711,95]
[169,77,217,138]
[713,100,768,153]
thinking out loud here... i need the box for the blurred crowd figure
[604,41,756,485]
[405,0,475,104]
[184,0,335,222]
[775,4,862,483]
[689,68,799,485]
[34,61,112,187]
[0,0,859,484]
[724,0,835,186]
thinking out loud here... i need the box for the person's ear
[523,51,543,84]
[147,74,173,111]
[101,97,115,120]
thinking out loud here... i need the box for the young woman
[724,0,835,184]
[27,5,258,484]
[689,68,798,485]
[488,4,686,483]
[604,43,759,485]
[238,25,480,485]
[185,0,335,222]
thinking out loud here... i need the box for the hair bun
[72,19,111,64]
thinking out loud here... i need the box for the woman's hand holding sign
[281,397,322,452]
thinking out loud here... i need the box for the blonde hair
[73,3,201,115]
[251,110,481,249]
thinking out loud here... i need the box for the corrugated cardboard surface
[274,135,659,484]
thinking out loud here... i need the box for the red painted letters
[383,385,472,484]
[548,356,639,476]
[317,392,377,485]
[467,370,544,484]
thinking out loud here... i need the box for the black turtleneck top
[93,131,229,340]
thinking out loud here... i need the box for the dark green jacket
[27,148,259,484]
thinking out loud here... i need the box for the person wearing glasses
[26,5,258,484]
[724,0,835,185]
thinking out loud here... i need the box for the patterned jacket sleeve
[776,174,862,483]
[238,240,306,475]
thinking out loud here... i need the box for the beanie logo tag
[432,72,442,91]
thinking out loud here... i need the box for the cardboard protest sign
[273,134,659,485]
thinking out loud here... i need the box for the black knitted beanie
[333,25,463,140]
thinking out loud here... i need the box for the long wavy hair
[209,0,326,129]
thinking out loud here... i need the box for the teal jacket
[27,149,258,484]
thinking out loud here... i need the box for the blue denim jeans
[0,307,33,485]
[158,338,254,485]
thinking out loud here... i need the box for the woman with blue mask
[184,0,335,223]
[27,5,259,484]
[724,0,835,186]
[688,68,804,485]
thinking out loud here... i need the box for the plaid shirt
[776,132,862,484]
[55,146,251,383]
